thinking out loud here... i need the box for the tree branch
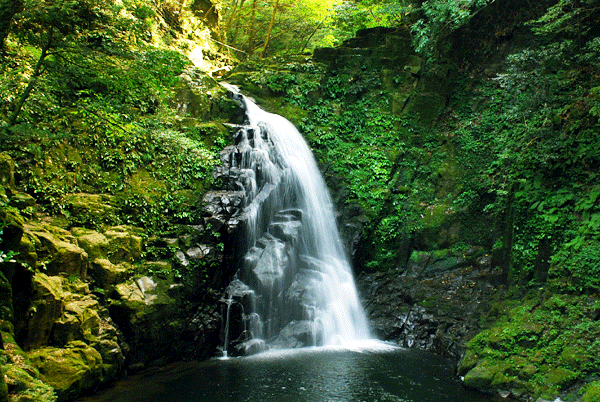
[8,25,55,126]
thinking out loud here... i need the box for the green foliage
[527,0,599,39]
[447,17,600,288]
[220,0,340,57]
[411,0,492,59]
[0,222,18,263]
[551,240,600,293]
[302,97,399,216]
[0,0,229,242]
[328,0,413,42]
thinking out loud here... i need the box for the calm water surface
[77,344,500,402]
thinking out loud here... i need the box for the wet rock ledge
[357,247,506,360]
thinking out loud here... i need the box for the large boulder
[24,224,88,278]
[103,226,143,264]
[23,273,66,350]
[88,258,130,288]
[28,341,102,402]
[173,68,240,121]
[109,276,183,367]
[0,153,15,189]
[51,297,101,346]
[19,272,125,390]
[72,228,110,261]
[66,193,117,228]
[73,227,133,287]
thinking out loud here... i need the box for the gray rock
[272,320,323,349]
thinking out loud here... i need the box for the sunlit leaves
[220,0,341,56]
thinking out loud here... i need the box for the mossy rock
[463,358,499,389]
[3,364,56,402]
[51,297,101,346]
[406,249,461,278]
[18,232,38,270]
[29,341,102,401]
[458,348,479,376]
[173,68,237,121]
[0,364,7,402]
[181,122,230,147]
[23,274,66,350]
[142,261,173,280]
[1,322,34,371]
[128,170,166,197]
[24,224,88,278]
[66,193,118,228]
[414,202,460,249]
[91,336,124,382]
[560,345,588,370]
[0,153,15,189]
[104,226,143,264]
[545,366,578,388]
[581,380,600,402]
[110,276,182,365]
[490,371,521,391]
[9,192,36,210]
[404,55,423,75]
[90,258,130,287]
[114,276,176,307]
[73,228,110,261]
[435,156,461,198]
[403,92,446,129]
[1,323,56,402]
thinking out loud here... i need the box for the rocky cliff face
[223,27,507,361]
[357,248,504,359]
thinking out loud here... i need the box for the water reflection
[77,346,500,402]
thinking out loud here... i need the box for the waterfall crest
[220,88,370,356]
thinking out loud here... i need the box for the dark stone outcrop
[357,248,505,359]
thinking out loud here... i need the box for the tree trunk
[8,27,54,127]
[502,182,516,285]
[300,19,325,53]
[224,0,241,33]
[229,0,246,48]
[261,0,280,58]
[247,0,257,55]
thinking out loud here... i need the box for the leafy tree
[261,0,281,57]
[3,0,118,127]
[0,0,23,51]
[327,0,413,42]
[220,0,339,57]
[411,0,492,59]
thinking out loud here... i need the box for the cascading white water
[220,87,370,355]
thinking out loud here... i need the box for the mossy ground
[460,293,600,400]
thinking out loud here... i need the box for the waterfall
[219,87,371,356]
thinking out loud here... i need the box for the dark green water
[77,344,501,402]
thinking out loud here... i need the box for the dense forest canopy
[1,0,599,285]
